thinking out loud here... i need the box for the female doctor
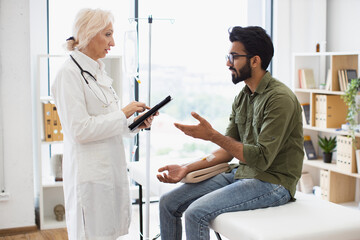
[51,8,155,240]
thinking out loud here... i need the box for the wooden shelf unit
[293,52,360,206]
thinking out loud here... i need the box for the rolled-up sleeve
[225,95,241,141]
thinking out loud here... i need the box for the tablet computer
[128,95,172,131]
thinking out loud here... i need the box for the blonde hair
[66,8,114,51]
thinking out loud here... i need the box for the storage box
[336,135,360,173]
[320,169,329,201]
[314,95,347,128]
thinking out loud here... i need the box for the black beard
[231,59,252,84]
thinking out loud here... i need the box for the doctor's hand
[174,112,217,141]
[122,101,150,118]
[157,164,188,183]
[135,110,159,130]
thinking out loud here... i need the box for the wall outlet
[0,192,10,201]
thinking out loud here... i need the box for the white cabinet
[33,54,123,229]
[293,52,360,208]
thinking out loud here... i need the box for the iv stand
[129,15,174,240]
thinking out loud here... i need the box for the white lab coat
[51,50,138,240]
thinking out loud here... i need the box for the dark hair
[229,26,273,70]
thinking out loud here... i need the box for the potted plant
[318,135,337,163]
[341,78,360,141]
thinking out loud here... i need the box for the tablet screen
[128,95,172,131]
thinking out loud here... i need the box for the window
[48,0,272,165]
[136,0,249,164]
[49,0,131,56]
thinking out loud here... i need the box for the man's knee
[159,192,171,210]
[184,202,202,224]
[159,191,182,217]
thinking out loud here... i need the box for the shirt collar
[71,49,105,75]
[243,71,272,95]
[254,71,272,94]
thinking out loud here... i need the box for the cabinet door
[328,171,356,203]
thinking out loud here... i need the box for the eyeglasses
[226,53,253,65]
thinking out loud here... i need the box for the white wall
[0,0,35,229]
[327,0,360,52]
[273,0,360,87]
[272,0,291,87]
[29,0,48,215]
[273,0,327,88]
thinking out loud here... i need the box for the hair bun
[66,36,75,41]
[65,36,78,51]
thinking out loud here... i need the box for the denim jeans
[159,168,291,240]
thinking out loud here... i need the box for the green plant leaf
[318,135,337,153]
[341,78,360,143]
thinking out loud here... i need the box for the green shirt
[225,72,304,198]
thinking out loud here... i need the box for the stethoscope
[70,55,118,108]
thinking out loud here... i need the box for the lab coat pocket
[77,142,112,184]
[79,182,116,238]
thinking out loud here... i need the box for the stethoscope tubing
[69,54,112,107]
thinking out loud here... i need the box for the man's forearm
[183,148,234,174]
[210,130,246,163]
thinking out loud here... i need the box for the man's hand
[174,112,216,141]
[157,164,188,183]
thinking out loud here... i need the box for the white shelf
[42,215,66,230]
[303,125,360,137]
[43,181,63,188]
[304,159,360,179]
[292,52,360,91]
[41,140,63,145]
[40,96,53,102]
[294,88,345,95]
[34,54,68,230]
[295,52,360,207]
[294,52,360,57]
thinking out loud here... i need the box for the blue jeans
[159,168,291,240]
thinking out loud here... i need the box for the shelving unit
[293,52,360,208]
[304,159,360,179]
[33,54,123,229]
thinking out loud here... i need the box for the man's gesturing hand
[174,112,216,141]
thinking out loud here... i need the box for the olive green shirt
[225,72,304,198]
